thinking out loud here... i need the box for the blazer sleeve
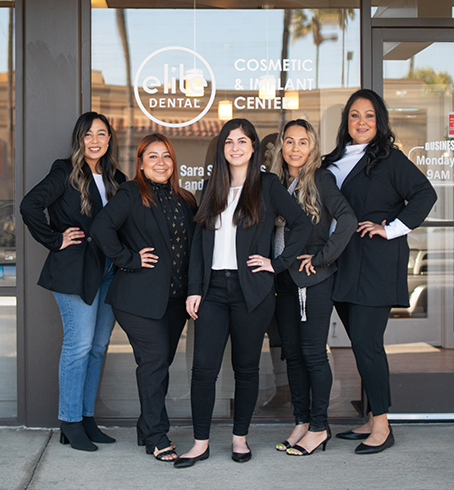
[90,184,142,271]
[388,151,437,229]
[20,159,68,252]
[268,174,313,274]
[311,170,357,268]
[187,223,204,296]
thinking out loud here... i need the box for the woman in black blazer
[91,133,197,462]
[270,119,356,456]
[322,89,437,454]
[20,112,126,451]
[174,119,312,468]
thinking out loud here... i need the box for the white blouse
[212,186,243,270]
[92,173,108,207]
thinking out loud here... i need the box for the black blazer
[20,159,126,305]
[331,148,437,307]
[188,172,313,313]
[286,168,357,288]
[90,181,197,319]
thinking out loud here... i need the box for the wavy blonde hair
[69,112,119,216]
[270,119,321,224]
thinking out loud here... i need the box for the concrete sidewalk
[1,424,453,490]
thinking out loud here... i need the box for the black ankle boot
[60,421,98,451]
[82,416,116,443]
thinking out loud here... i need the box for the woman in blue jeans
[20,112,126,451]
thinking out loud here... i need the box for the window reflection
[93,6,364,419]
[0,6,16,420]
[372,0,454,18]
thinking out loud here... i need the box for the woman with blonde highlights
[91,133,197,462]
[21,112,126,451]
[271,119,356,456]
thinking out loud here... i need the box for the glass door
[372,28,454,418]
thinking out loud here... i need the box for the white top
[328,144,411,240]
[92,173,108,207]
[212,186,243,270]
[329,143,367,188]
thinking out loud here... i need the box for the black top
[150,181,190,299]
[20,158,127,305]
[284,168,357,288]
[188,172,313,313]
[91,180,197,319]
[331,148,437,307]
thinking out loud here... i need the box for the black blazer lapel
[341,153,368,190]
[88,177,104,216]
[148,201,172,254]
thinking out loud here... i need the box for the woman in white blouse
[174,119,312,468]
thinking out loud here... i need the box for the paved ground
[1,423,453,490]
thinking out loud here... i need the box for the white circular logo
[134,46,216,128]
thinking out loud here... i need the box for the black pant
[113,299,187,451]
[191,270,275,440]
[275,271,334,430]
[334,302,392,416]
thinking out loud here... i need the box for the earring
[140,167,143,170]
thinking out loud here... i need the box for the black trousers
[275,271,334,431]
[191,270,275,440]
[334,302,392,416]
[113,298,187,451]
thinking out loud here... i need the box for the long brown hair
[133,133,196,208]
[271,119,321,224]
[69,112,118,216]
[195,118,262,230]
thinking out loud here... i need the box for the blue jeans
[53,259,115,422]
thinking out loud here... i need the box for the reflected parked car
[390,224,454,319]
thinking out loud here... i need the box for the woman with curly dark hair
[323,89,437,454]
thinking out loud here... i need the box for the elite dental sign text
[134,46,216,128]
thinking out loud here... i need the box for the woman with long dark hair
[91,133,197,461]
[174,119,312,468]
[322,89,436,454]
[20,112,126,451]
[271,119,356,456]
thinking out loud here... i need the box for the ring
[261,261,264,266]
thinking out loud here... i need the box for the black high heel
[60,421,98,451]
[82,416,116,444]
[287,426,331,456]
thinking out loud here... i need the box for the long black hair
[195,118,263,230]
[322,89,396,174]
[69,112,118,216]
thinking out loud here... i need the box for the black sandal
[153,446,178,462]
[275,440,292,451]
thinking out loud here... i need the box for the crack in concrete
[23,430,53,490]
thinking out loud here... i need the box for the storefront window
[92,5,361,419]
[0,5,16,419]
[382,41,454,415]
